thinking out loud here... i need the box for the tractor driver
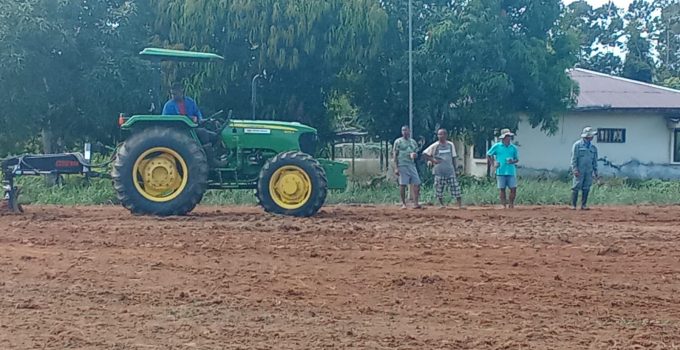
[163,82,203,120]
[162,82,228,167]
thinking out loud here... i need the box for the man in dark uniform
[571,127,599,210]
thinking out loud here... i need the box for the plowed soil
[1,205,679,349]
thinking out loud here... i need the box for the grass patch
[13,175,680,207]
[16,176,118,206]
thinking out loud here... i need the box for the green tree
[560,1,625,75]
[152,0,388,140]
[337,0,444,142]
[621,0,656,82]
[655,0,680,80]
[0,0,153,156]
[586,52,624,75]
[660,76,680,89]
[380,0,577,137]
[351,0,578,143]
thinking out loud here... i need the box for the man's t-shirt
[424,141,457,177]
[394,137,418,167]
[162,97,202,120]
[486,142,519,176]
[177,101,187,116]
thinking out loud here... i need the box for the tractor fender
[120,115,203,152]
[317,159,349,190]
[120,115,198,131]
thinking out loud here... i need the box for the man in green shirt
[487,128,519,208]
[393,125,421,209]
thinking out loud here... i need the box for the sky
[562,0,634,9]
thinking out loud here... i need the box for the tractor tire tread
[112,127,208,216]
[256,151,327,217]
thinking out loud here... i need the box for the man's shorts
[496,175,517,189]
[434,175,461,199]
[398,165,421,186]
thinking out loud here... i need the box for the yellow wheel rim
[268,165,313,210]
[132,147,189,203]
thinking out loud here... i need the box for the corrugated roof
[569,68,680,110]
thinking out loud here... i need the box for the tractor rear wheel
[256,151,328,217]
[112,127,208,216]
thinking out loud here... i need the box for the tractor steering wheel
[198,110,233,135]
[216,110,233,134]
[198,110,226,131]
[208,109,226,120]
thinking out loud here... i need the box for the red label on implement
[56,160,80,168]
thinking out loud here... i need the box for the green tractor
[111,48,348,217]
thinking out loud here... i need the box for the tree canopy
[151,0,389,139]
[0,0,153,154]
[0,0,678,157]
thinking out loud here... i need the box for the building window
[674,129,680,163]
[473,139,490,159]
[597,128,626,143]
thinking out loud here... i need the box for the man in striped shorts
[423,129,463,209]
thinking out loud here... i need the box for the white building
[467,69,680,179]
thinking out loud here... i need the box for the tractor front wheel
[257,151,328,217]
[112,127,208,216]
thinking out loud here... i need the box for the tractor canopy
[135,47,224,116]
[139,47,224,62]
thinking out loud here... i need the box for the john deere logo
[244,128,271,134]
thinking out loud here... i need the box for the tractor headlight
[299,132,318,155]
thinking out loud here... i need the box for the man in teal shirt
[487,128,519,208]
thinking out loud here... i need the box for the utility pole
[251,73,262,120]
[408,0,413,133]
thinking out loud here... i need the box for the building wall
[463,145,490,177]
[516,111,674,171]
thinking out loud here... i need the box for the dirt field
[1,205,679,349]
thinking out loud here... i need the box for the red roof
[569,68,680,110]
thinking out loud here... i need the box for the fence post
[385,140,389,172]
[351,137,356,178]
[379,140,384,172]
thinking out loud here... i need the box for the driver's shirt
[162,97,202,120]
[177,101,187,115]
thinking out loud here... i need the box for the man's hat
[499,128,514,138]
[581,126,597,138]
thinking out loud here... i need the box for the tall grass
[16,176,118,205]
[13,175,680,206]
[327,177,680,206]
